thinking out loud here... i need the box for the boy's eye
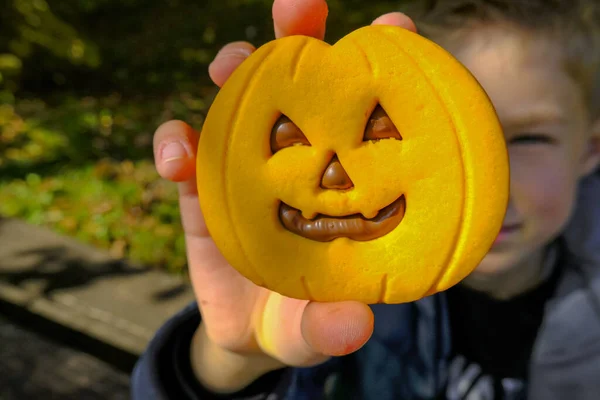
[509,134,555,145]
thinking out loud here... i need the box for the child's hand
[152,0,416,392]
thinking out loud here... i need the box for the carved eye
[364,105,402,142]
[270,115,310,154]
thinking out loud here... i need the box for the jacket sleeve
[565,173,600,264]
[130,302,292,400]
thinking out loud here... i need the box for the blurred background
[0,1,407,398]
[0,0,404,275]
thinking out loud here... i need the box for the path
[0,314,130,400]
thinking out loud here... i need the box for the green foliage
[2,0,406,94]
[0,159,187,273]
[0,92,211,273]
[0,0,100,91]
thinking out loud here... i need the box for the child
[132,0,600,398]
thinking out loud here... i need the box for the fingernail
[217,47,253,58]
[162,141,188,163]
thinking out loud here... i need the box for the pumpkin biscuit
[197,25,509,304]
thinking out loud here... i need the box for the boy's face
[448,26,600,277]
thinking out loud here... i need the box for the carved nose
[320,155,354,190]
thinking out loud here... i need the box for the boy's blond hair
[402,0,600,120]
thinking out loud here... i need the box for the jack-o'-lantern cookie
[197,25,509,304]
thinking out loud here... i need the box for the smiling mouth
[279,195,406,242]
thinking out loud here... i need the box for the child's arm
[132,2,417,397]
[190,323,287,393]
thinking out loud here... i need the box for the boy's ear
[581,117,600,176]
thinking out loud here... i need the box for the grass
[0,89,216,274]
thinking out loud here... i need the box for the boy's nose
[321,155,354,190]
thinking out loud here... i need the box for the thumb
[255,295,374,367]
[302,301,375,357]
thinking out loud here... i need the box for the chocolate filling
[279,195,406,242]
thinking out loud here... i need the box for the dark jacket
[130,253,600,400]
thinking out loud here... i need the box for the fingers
[256,296,374,367]
[372,12,418,33]
[153,120,261,341]
[153,120,209,238]
[154,120,197,183]
[301,301,374,357]
[209,0,329,87]
[272,0,328,39]
[153,119,257,341]
[208,7,414,90]
[209,42,256,88]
